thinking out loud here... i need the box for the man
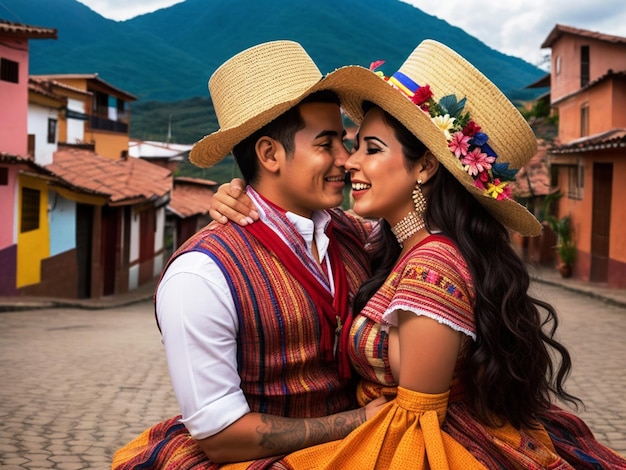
[113,41,384,468]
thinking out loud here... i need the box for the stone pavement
[0,266,625,468]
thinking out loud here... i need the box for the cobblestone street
[0,281,624,468]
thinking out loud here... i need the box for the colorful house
[1,20,172,299]
[31,73,136,160]
[541,24,626,287]
[0,21,57,296]
[167,176,217,256]
[129,141,217,257]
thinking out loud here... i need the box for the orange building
[542,25,626,287]
[31,73,136,160]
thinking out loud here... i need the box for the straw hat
[190,40,349,168]
[333,40,542,236]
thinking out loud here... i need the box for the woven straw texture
[332,40,542,236]
[190,40,348,168]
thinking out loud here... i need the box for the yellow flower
[432,114,456,140]
[485,180,508,199]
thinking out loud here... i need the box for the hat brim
[189,67,360,168]
[327,65,542,237]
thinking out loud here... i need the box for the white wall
[27,103,58,166]
[66,97,86,144]
[128,211,140,291]
[153,206,165,277]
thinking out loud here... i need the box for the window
[0,57,19,83]
[567,165,584,200]
[580,45,590,87]
[93,91,108,116]
[555,56,561,75]
[0,167,8,186]
[21,187,41,232]
[47,118,57,144]
[28,134,35,157]
[580,103,589,137]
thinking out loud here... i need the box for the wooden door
[76,204,93,298]
[590,163,612,282]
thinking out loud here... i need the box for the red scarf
[245,220,354,379]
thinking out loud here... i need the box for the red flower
[370,60,385,72]
[411,84,433,106]
[462,120,481,137]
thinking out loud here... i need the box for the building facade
[542,24,626,287]
[1,20,172,299]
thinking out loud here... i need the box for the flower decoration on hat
[369,61,519,201]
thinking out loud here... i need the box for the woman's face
[346,107,417,225]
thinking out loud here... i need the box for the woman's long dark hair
[353,104,581,429]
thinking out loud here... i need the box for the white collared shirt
[156,202,333,439]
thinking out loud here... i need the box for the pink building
[542,25,626,287]
[0,22,56,155]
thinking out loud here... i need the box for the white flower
[432,114,456,140]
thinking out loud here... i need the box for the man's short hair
[232,90,340,184]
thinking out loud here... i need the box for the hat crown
[209,41,323,130]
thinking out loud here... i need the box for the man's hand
[364,395,390,420]
[209,178,259,225]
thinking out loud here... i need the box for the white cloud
[403,0,626,68]
[76,0,185,21]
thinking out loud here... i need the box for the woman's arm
[396,311,462,393]
[209,178,259,225]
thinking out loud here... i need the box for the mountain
[1,0,545,103]
[2,0,547,153]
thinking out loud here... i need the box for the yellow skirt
[281,386,486,470]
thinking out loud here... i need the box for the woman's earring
[412,178,426,216]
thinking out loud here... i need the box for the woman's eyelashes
[366,146,382,155]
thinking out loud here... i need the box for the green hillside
[1,0,548,184]
[1,0,545,102]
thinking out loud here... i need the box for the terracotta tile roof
[525,73,550,89]
[47,148,172,206]
[1,152,51,173]
[550,129,626,154]
[31,73,137,101]
[0,20,57,39]
[0,152,108,196]
[508,140,551,198]
[542,24,626,48]
[28,78,65,105]
[168,177,217,218]
[30,77,92,97]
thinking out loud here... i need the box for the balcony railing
[89,115,129,133]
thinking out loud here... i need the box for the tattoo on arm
[257,407,366,453]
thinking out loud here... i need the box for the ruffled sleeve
[382,239,476,340]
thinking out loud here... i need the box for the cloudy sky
[76,0,626,69]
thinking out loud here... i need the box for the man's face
[272,102,349,217]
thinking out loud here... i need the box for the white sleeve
[156,251,250,440]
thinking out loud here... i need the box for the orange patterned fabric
[282,387,485,469]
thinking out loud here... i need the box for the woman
[214,40,626,469]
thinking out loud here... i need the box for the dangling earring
[412,178,427,216]
[391,178,427,246]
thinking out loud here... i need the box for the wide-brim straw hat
[190,40,352,168]
[331,40,542,236]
